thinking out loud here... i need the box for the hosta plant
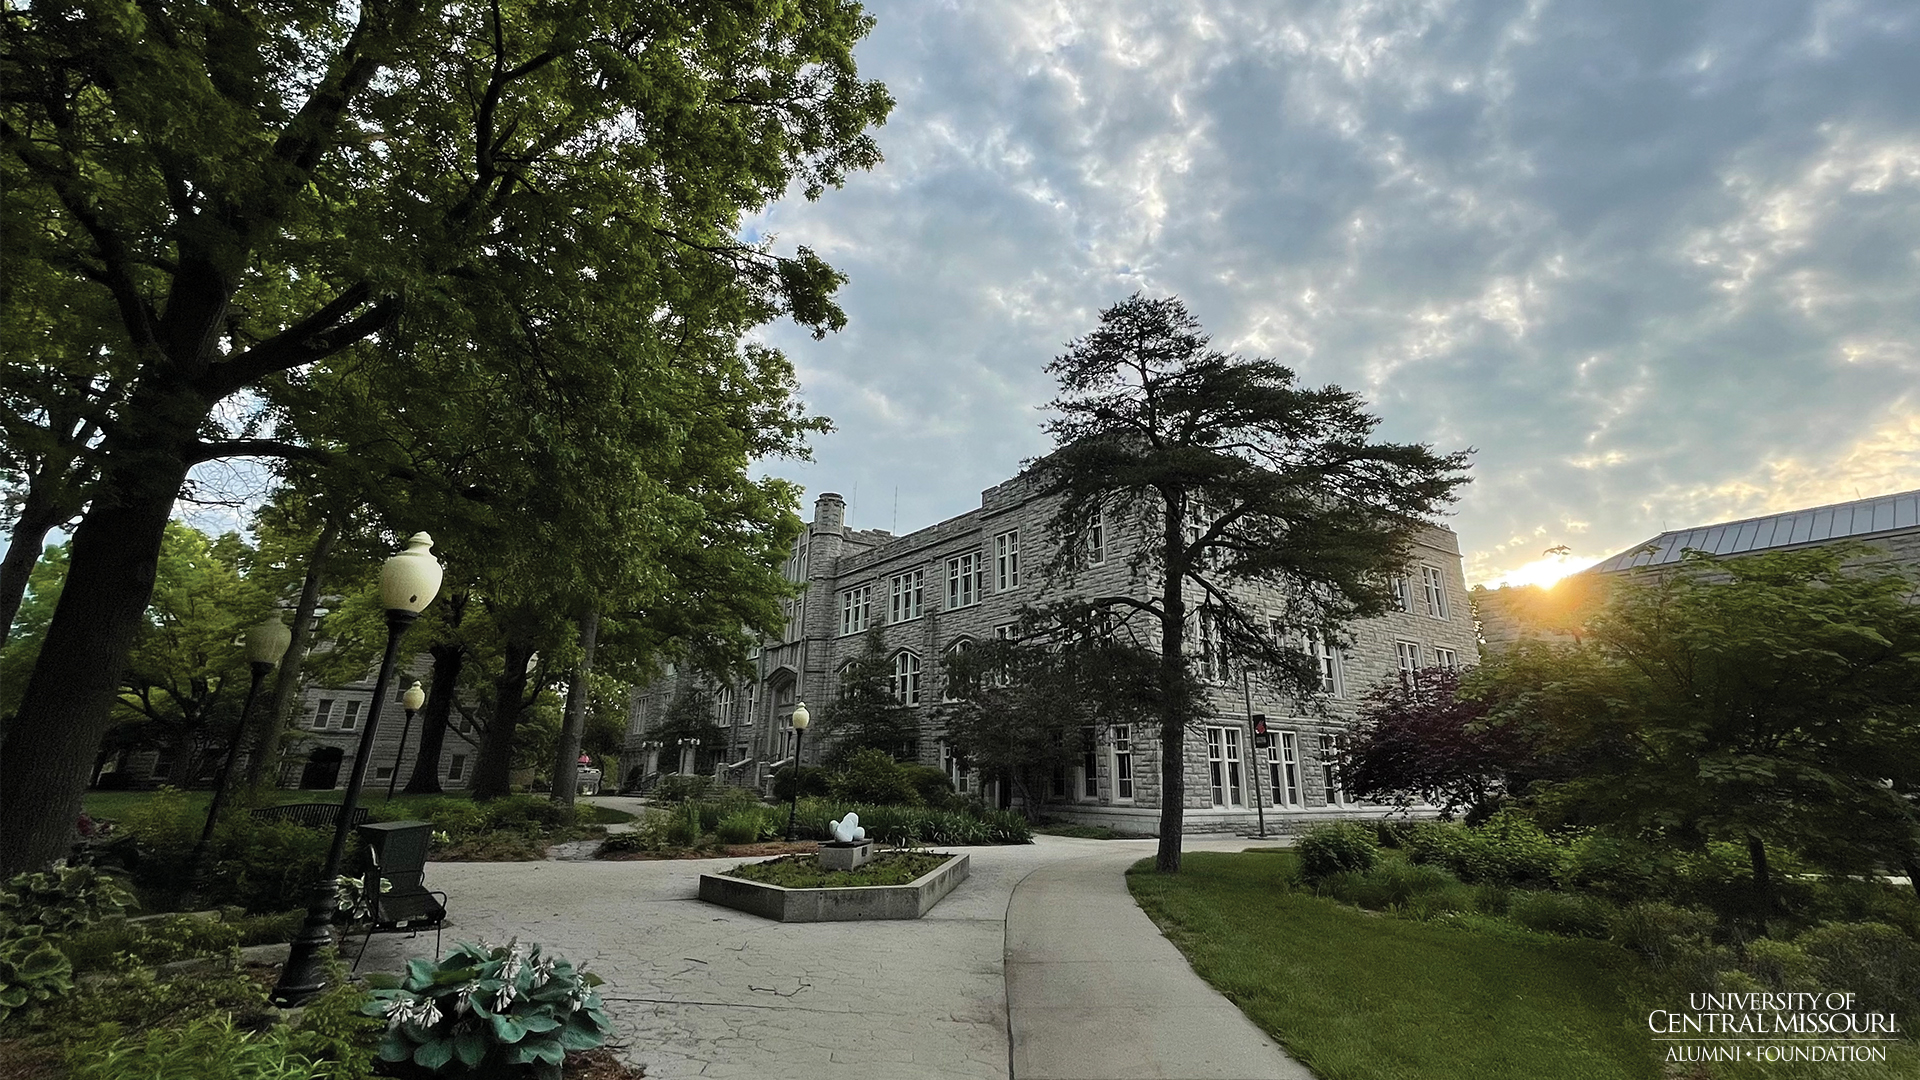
[363,941,610,1079]
[0,927,74,1024]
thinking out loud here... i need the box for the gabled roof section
[1591,488,1920,573]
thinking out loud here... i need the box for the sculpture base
[818,840,874,871]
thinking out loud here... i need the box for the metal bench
[249,804,371,829]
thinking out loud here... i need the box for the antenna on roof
[893,487,899,533]
[850,481,857,526]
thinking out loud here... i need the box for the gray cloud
[750,0,1920,583]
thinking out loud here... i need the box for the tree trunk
[239,514,341,795]
[1903,852,1920,905]
[1155,494,1189,874]
[470,637,536,800]
[403,639,467,794]
[1,448,190,875]
[0,500,65,651]
[550,609,599,808]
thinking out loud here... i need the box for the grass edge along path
[1126,850,1661,1080]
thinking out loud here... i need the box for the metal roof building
[1589,488,1920,574]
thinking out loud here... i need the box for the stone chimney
[813,492,846,531]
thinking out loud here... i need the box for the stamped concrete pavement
[360,834,1312,1080]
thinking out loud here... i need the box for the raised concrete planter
[699,852,970,922]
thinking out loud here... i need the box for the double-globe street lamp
[187,615,294,897]
[385,681,427,801]
[783,702,810,841]
[273,533,442,1006]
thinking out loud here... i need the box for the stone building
[628,480,1477,835]
[278,653,479,794]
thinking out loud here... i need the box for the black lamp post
[386,682,426,801]
[273,533,442,1006]
[187,615,293,899]
[783,701,810,841]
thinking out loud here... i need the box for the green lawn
[82,788,634,824]
[1127,850,1661,1080]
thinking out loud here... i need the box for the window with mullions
[1320,733,1350,807]
[994,530,1020,592]
[1079,725,1098,800]
[1110,725,1134,801]
[340,700,362,731]
[1395,640,1420,683]
[947,552,983,609]
[1390,575,1412,613]
[1269,731,1302,807]
[941,640,974,701]
[1434,646,1458,670]
[1206,726,1244,807]
[1422,566,1449,619]
[890,569,925,623]
[889,651,922,705]
[1303,632,1340,696]
[1086,509,1106,566]
[839,585,872,636]
[1197,609,1230,682]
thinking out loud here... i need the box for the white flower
[498,942,527,985]
[494,980,518,1012]
[454,982,480,1016]
[383,997,444,1030]
[529,956,556,988]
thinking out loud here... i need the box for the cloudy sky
[743,0,1920,588]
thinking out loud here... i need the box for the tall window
[890,569,925,623]
[1395,641,1421,683]
[448,754,467,781]
[940,740,969,794]
[1206,727,1244,807]
[1422,566,1449,619]
[946,552,982,609]
[714,685,735,723]
[839,585,872,636]
[1304,633,1339,695]
[1198,609,1230,682]
[889,651,922,705]
[1320,733,1349,807]
[941,639,973,701]
[1111,725,1134,801]
[1390,575,1412,613]
[1086,509,1106,566]
[989,624,1017,687]
[313,699,335,729]
[994,530,1021,591]
[1434,647,1458,670]
[1080,725,1098,800]
[341,700,362,731]
[1270,731,1302,807]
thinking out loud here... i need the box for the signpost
[1243,674,1267,839]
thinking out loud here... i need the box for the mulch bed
[598,840,820,861]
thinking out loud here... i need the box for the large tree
[816,624,918,765]
[1022,295,1471,872]
[0,0,889,873]
[1479,546,1920,910]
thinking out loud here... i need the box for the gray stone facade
[628,481,1477,835]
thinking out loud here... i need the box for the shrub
[827,749,921,807]
[1506,890,1612,938]
[1,865,136,935]
[1295,823,1379,883]
[901,765,956,808]
[287,972,383,1080]
[1795,922,1920,1023]
[68,1015,327,1080]
[652,775,714,805]
[1314,859,1461,910]
[0,930,73,1024]
[1741,937,1819,992]
[694,789,764,833]
[714,809,766,845]
[1404,811,1565,888]
[1609,901,1720,972]
[60,914,241,973]
[770,765,830,803]
[433,832,548,862]
[1558,833,1666,902]
[478,796,576,834]
[364,941,610,1079]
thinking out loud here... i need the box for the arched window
[942,639,974,702]
[890,651,922,705]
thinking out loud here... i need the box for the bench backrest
[250,804,371,829]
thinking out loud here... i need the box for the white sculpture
[828,812,866,844]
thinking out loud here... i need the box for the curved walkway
[359,834,1311,1079]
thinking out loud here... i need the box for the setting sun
[1480,551,1598,591]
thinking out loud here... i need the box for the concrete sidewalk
[358,835,1312,1079]
[1006,845,1314,1080]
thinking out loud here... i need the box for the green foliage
[1479,546,1920,893]
[475,796,578,835]
[817,626,919,762]
[723,851,952,889]
[1,864,136,936]
[364,942,610,1080]
[1401,812,1566,888]
[60,915,240,974]
[1313,859,1463,910]
[715,808,770,845]
[109,788,334,911]
[41,965,277,1040]
[827,748,922,806]
[1505,891,1613,939]
[432,832,549,862]
[788,797,1032,845]
[0,929,73,1025]
[770,765,830,803]
[287,975,384,1080]
[901,765,957,809]
[1794,922,1920,1023]
[67,1015,326,1080]
[651,775,717,805]
[1557,833,1665,902]
[1295,823,1380,883]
